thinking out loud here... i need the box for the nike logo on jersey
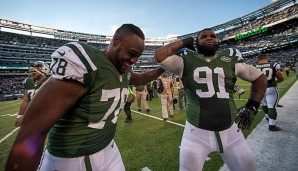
[57,50,65,56]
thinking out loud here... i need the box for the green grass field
[0,73,296,171]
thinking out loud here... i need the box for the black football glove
[235,99,260,130]
[181,37,197,51]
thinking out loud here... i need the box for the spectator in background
[178,79,186,110]
[284,65,290,76]
[15,61,50,127]
[159,73,174,121]
[255,53,284,131]
[124,85,135,123]
[146,81,153,101]
[135,84,151,112]
[152,79,158,98]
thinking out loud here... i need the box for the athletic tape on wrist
[16,114,23,119]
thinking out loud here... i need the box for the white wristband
[16,115,23,119]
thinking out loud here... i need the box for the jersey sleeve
[235,63,263,82]
[159,54,184,78]
[274,63,281,70]
[50,42,97,84]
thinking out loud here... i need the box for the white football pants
[38,140,125,171]
[180,121,256,171]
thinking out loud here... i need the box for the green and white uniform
[48,42,131,157]
[23,77,48,99]
[159,48,262,171]
[255,62,280,124]
[181,49,238,131]
[39,42,129,171]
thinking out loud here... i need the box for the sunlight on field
[0,74,296,171]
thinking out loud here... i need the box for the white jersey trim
[69,42,97,71]
[159,55,184,78]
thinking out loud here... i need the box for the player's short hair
[258,53,268,60]
[197,28,215,37]
[114,24,145,40]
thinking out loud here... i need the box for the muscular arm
[154,40,184,63]
[130,67,165,85]
[15,92,30,127]
[275,70,284,83]
[249,74,267,102]
[236,62,267,102]
[5,77,85,171]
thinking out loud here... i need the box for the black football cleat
[269,125,281,131]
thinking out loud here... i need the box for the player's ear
[112,35,121,47]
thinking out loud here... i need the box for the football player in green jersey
[6,24,164,171]
[154,28,267,171]
[14,61,50,127]
[255,53,284,131]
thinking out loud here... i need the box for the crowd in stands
[1,4,297,99]
[0,76,25,96]
[219,4,297,39]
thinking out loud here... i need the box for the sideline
[219,80,298,171]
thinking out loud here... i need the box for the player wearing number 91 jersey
[154,28,267,171]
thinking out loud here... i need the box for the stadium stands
[0,0,297,99]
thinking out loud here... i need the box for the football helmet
[29,61,50,75]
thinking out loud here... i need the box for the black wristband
[245,99,260,111]
[182,37,195,50]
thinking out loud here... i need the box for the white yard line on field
[0,113,17,117]
[0,102,21,110]
[132,110,185,127]
[0,127,19,144]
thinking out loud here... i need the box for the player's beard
[197,44,219,57]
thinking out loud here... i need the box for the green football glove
[235,99,260,130]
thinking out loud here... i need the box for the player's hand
[235,99,260,130]
[235,106,257,130]
[15,117,23,127]
[181,37,197,51]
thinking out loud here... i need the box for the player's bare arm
[5,77,85,171]
[154,40,184,63]
[129,67,164,85]
[15,92,30,127]
[276,70,284,83]
[249,74,267,102]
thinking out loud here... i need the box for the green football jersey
[255,62,279,87]
[47,42,131,157]
[181,48,240,131]
[23,77,49,99]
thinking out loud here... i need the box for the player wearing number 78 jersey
[5,24,165,171]
[154,28,267,171]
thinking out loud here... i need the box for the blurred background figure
[159,73,174,121]
[135,84,151,112]
[15,61,50,127]
[178,79,186,110]
[234,84,245,100]
[124,85,135,123]
[255,53,284,131]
